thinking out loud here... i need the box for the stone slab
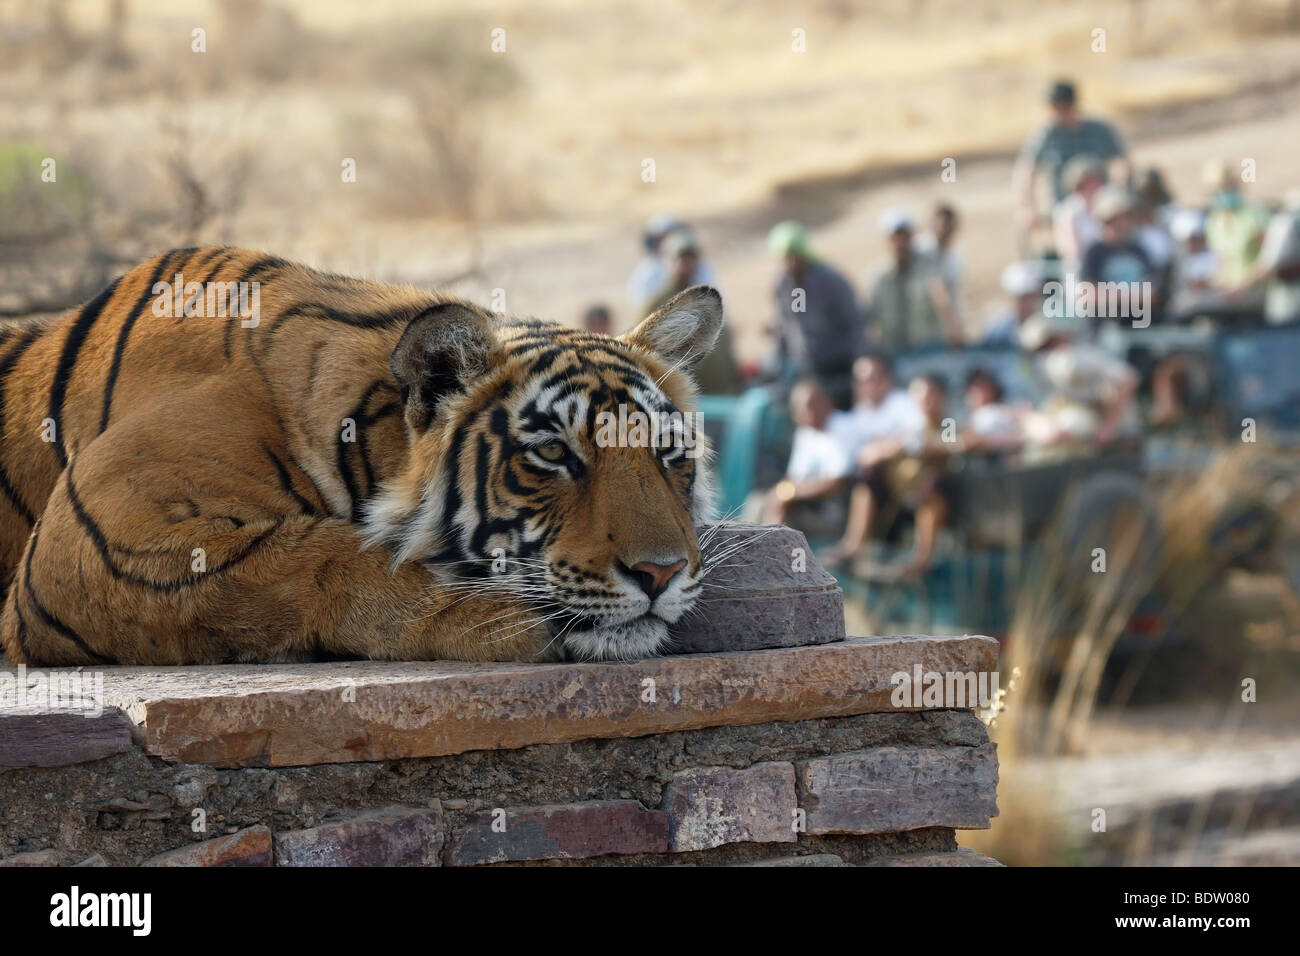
[144,826,272,867]
[9,634,996,768]
[661,762,798,851]
[669,523,844,653]
[449,800,668,865]
[0,706,134,770]
[274,805,443,867]
[797,744,1000,834]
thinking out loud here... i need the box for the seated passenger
[1019,316,1139,448]
[758,380,858,537]
[962,367,1024,454]
[983,261,1045,347]
[825,374,955,579]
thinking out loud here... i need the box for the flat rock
[449,800,668,865]
[661,762,799,851]
[17,634,995,768]
[797,744,1000,834]
[144,826,272,867]
[0,849,62,866]
[669,522,844,653]
[275,805,444,867]
[0,706,133,770]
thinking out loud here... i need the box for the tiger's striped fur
[0,247,722,665]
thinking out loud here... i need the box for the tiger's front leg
[0,458,551,666]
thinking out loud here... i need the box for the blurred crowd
[580,78,1300,575]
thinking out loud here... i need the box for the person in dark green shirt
[1013,79,1129,237]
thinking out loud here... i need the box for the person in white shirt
[1168,208,1223,319]
[761,380,858,527]
[843,353,926,450]
[1052,155,1105,269]
[824,356,936,567]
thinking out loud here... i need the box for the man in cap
[626,213,715,312]
[864,207,962,351]
[767,220,864,383]
[1079,185,1161,327]
[647,229,742,393]
[1013,79,1129,236]
[982,261,1045,347]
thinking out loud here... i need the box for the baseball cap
[877,207,914,236]
[1092,185,1136,223]
[1001,261,1043,297]
[767,221,811,256]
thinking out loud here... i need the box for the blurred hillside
[3,0,1300,347]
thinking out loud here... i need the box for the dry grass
[963,443,1300,864]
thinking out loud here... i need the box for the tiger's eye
[536,441,567,462]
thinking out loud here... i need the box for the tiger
[0,247,723,666]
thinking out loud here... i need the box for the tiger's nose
[625,559,687,600]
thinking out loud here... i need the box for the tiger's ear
[622,286,723,370]
[391,301,499,430]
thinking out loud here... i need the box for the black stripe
[264,443,319,515]
[0,328,42,524]
[48,275,125,466]
[13,610,32,661]
[65,462,285,593]
[22,519,113,664]
[336,381,391,521]
[99,248,198,434]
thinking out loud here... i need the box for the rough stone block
[670,522,844,654]
[449,800,668,865]
[797,745,999,834]
[0,850,61,866]
[274,806,443,867]
[84,634,997,767]
[144,826,273,867]
[0,706,133,769]
[662,762,798,851]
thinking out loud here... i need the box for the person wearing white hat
[1052,155,1106,269]
[981,261,1044,347]
[1019,312,1140,446]
[864,207,962,350]
[1168,208,1224,320]
[1078,185,1162,328]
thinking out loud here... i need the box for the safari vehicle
[699,344,1162,640]
[1105,318,1300,594]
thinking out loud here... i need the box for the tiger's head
[366,286,724,661]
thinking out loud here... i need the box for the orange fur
[0,248,721,665]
